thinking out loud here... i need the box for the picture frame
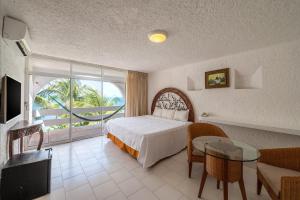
[205,68,230,89]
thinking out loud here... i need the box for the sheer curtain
[125,71,148,117]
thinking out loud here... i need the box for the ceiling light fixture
[148,30,168,43]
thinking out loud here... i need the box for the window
[25,56,126,148]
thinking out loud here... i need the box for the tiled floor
[35,136,270,200]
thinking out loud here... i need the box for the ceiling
[2,0,300,72]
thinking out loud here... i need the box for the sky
[80,80,123,98]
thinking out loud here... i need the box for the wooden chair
[187,123,228,178]
[257,147,300,200]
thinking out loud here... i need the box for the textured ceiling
[2,0,300,72]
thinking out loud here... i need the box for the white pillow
[173,110,189,121]
[161,109,175,119]
[153,107,162,117]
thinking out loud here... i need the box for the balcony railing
[27,106,124,148]
[33,106,124,126]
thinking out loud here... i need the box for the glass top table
[192,136,260,162]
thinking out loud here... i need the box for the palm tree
[34,79,122,128]
[37,79,76,107]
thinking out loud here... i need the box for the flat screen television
[0,75,21,123]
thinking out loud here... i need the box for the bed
[105,88,194,168]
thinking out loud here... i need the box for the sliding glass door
[28,76,72,147]
[25,56,126,148]
[102,68,126,129]
[70,78,103,140]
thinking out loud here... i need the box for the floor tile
[88,171,111,187]
[128,188,158,200]
[51,168,62,178]
[149,164,169,177]
[175,178,200,199]
[34,187,66,200]
[142,175,165,191]
[162,171,187,187]
[59,156,78,164]
[110,169,132,183]
[66,184,96,200]
[80,158,101,167]
[83,163,104,176]
[63,174,88,191]
[93,180,120,199]
[60,161,80,170]
[34,136,268,200]
[118,177,144,196]
[105,191,128,200]
[130,167,151,179]
[77,154,94,161]
[51,176,64,190]
[62,166,83,179]
[154,184,183,200]
[102,162,123,174]
[52,162,61,170]
[178,196,191,200]
[122,160,140,171]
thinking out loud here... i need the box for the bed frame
[108,87,195,159]
[151,87,195,122]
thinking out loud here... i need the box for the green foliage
[34,79,120,130]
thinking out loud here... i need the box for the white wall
[0,2,26,166]
[149,39,300,149]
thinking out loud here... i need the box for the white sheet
[105,115,192,168]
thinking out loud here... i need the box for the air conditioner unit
[2,16,32,56]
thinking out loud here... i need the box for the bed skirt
[107,133,139,158]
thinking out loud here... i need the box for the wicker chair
[187,123,228,178]
[257,147,300,200]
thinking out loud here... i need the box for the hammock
[49,95,125,122]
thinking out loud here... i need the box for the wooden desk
[8,120,44,159]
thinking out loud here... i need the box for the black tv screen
[6,76,21,121]
[0,75,21,123]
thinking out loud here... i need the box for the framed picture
[205,68,230,89]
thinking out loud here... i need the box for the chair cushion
[192,147,204,156]
[257,162,300,196]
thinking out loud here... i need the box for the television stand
[8,120,44,159]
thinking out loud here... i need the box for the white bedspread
[105,115,192,168]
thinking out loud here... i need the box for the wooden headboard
[151,88,195,122]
